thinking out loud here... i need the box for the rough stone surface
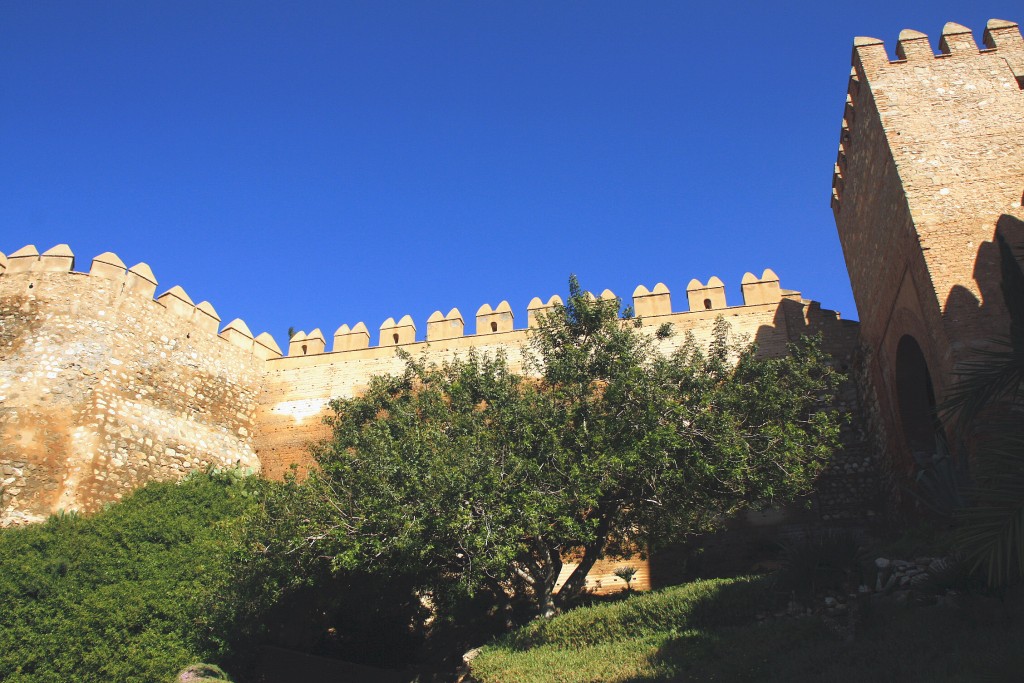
[0,268,263,526]
[1,263,875,529]
[833,19,1024,485]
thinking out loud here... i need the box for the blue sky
[2,2,1020,348]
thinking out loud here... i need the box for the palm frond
[956,432,1024,587]
[996,229,1024,334]
[942,341,1024,427]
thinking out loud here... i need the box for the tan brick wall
[833,19,1024,474]
[0,264,264,526]
[0,250,864,530]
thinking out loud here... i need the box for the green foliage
[907,433,969,521]
[491,577,766,653]
[306,276,843,618]
[956,431,1024,588]
[235,474,435,667]
[613,565,638,591]
[945,231,1024,588]
[0,471,263,683]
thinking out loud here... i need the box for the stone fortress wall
[0,246,272,525]
[256,270,862,479]
[831,18,1024,488]
[1,15,1021,594]
[0,244,864,528]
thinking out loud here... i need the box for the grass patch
[471,577,1024,682]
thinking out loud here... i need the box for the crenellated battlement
[831,19,1024,215]
[0,244,284,362]
[274,270,799,359]
[849,19,1023,73]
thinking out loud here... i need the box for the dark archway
[894,335,938,460]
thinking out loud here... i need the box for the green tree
[307,276,842,617]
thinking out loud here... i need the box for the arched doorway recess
[894,334,940,461]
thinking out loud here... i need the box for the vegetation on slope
[470,576,1024,683]
[0,471,265,683]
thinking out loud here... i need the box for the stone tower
[832,20,1024,469]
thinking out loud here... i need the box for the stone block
[89,252,127,281]
[125,263,158,298]
[686,276,727,311]
[192,301,221,333]
[380,315,415,346]
[633,283,671,318]
[38,244,75,272]
[156,285,195,319]
[527,295,562,328]
[7,245,39,273]
[476,301,513,335]
[333,322,370,351]
[426,308,464,341]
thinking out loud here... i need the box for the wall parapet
[0,244,283,362]
[280,270,810,358]
[0,246,825,363]
[833,19,1024,215]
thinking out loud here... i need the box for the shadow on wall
[944,214,1024,349]
[752,294,856,363]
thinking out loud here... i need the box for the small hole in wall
[703,298,712,310]
[393,333,400,344]
[302,344,307,355]
[490,321,498,333]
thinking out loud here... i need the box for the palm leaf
[955,431,1024,587]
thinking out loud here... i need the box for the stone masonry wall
[0,247,268,526]
[832,18,1024,478]
[1,245,877,531]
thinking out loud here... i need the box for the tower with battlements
[832,19,1024,475]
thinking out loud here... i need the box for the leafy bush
[307,276,842,618]
[0,471,263,683]
[945,228,1024,588]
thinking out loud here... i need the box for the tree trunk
[524,540,564,618]
[538,548,563,618]
[558,511,614,601]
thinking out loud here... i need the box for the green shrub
[0,471,263,683]
[472,575,1024,683]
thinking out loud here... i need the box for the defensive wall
[0,245,870,538]
[2,15,1022,589]
[831,18,1024,503]
[0,246,271,525]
